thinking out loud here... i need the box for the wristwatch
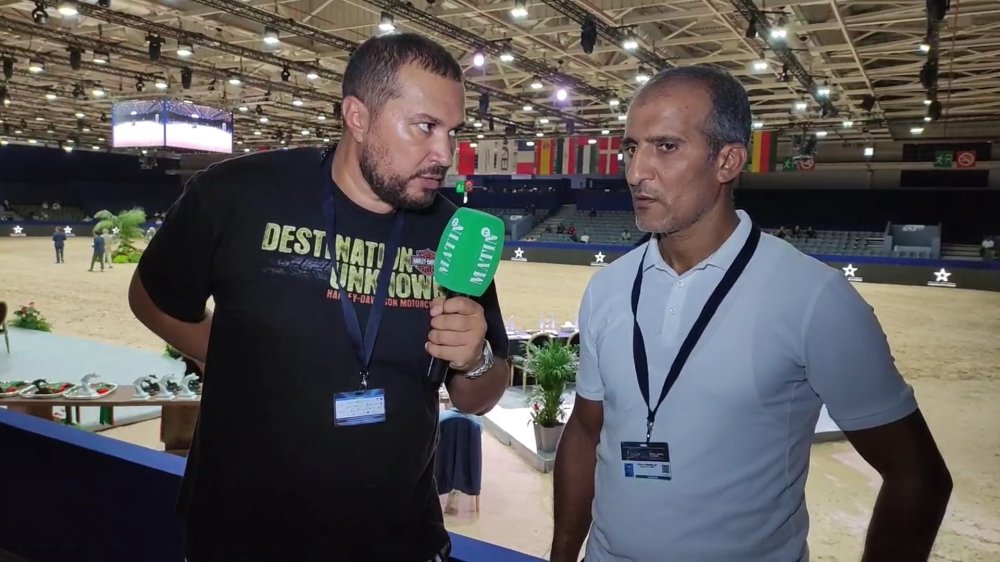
[460,340,494,380]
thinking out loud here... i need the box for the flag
[515,141,536,174]
[535,138,555,175]
[475,140,515,174]
[750,130,777,173]
[933,151,953,168]
[598,136,621,175]
[573,138,599,174]
[456,142,476,175]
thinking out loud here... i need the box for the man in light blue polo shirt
[550,66,952,562]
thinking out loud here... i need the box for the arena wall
[501,241,1000,292]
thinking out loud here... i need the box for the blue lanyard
[631,225,760,443]
[321,167,405,391]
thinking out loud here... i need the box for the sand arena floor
[1,236,998,560]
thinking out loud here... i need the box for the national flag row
[455,137,623,176]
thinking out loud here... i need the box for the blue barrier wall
[0,409,544,562]
[501,240,1000,292]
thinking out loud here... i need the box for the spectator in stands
[982,236,995,262]
[805,226,816,239]
[792,225,801,238]
[621,228,631,242]
[544,224,552,234]
[567,224,577,239]
[589,207,597,218]
[1,199,11,211]
[41,200,49,210]
[552,64,951,562]
[557,223,566,234]
[52,200,61,211]
[776,225,787,239]
[52,227,66,264]
[89,230,105,272]
[579,233,590,244]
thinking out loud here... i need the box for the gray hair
[634,65,752,158]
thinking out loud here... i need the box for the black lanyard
[631,225,761,443]
[321,153,405,390]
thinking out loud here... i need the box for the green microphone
[427,207,506,384]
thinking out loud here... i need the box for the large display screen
[111,100,233,154]
[111,100,165,149]
[163,100,233,154]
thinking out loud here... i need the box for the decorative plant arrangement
[11,302,52,332]
[93,208,147,263]
[512,339,579,453]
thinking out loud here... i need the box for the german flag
[750,131,776,173]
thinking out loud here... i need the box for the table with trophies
[0,373,202,455]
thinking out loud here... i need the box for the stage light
[68,47,82,70]
[263,27,280,45]
[842,120,854,128]
[522,104,532,112]
[526,140,534,147]
[580,16,597,54]
[609,97,620,107]
[556,88,568,101]
[28,59,44,73]
[539,118,549,124]
[473,50,485,67]
[228,74,242,86]
[752,60,768,72]
[91,86,106,97]
[618,114,626,121]
[771,16,787,40]
[635,69,649,83]
[587,138,597,145]
[622,34,638,51]
[536,132,544,137]
[469,142,478,148]
[93,51,109,64]
[473,120,482,128]
[57,1,77,17]
[601,128,610,135]
[148,36,162,61]
[794,101,808,111]
[177,42,194,57]
[910,126,924,135]
[919,42,930,54]
[378,12,395,33]
[815,131,828,138]
[306,69,319,80]
[45,92,57,100]
[530,75,543,89]
[477,133,484,139]
[31,2,48,25]
[317,114,326,121]
[238,104,249,112]
[510,0,527,18]
[292,95,303,106]
[154,77,168,90]
[752,121,763,129]
[301,129,310,136]
[499,48,514,63]
[863,147,874,157]
[75,111,85,118]
[135,77,146,92]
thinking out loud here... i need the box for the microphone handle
[427,288,455,386]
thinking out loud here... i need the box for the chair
[567,331,581,348]
[517,332,553,389]
[435,410,483,513]
[0,301,9,353]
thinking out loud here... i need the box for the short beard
[359,142,437,212]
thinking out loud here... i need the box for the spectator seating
[10,204,85,223]
[525,206,640,245]
[765,228,897,256]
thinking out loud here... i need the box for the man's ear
[341,96,371,143]
[716,144,747,185]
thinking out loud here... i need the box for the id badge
[621,441,671,481]
[333,388,386,427]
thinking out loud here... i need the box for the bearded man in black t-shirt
[129,33,510,562]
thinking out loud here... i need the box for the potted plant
[11,302,52,332]
[513,339,578,453]
[93,208,147,263]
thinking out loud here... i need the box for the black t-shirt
[138,147,508,561]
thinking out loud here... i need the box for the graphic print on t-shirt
[260,221,445,309]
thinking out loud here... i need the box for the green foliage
[11,302,52,332]
[94,208,147,251]
[164,344,182,359]
[112,255,130,264]
[513,339,579,428]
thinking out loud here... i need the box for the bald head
[632,65,752,158]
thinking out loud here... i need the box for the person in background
[776,225,787,238]
[620,228,631,242]
[982,235,995,262]
[102,229,115,268]
[89,230,105,272]
[52,227,66,264]
[51,200,61,210]
[551,64,951,562]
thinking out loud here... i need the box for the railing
[0,409,544,562]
